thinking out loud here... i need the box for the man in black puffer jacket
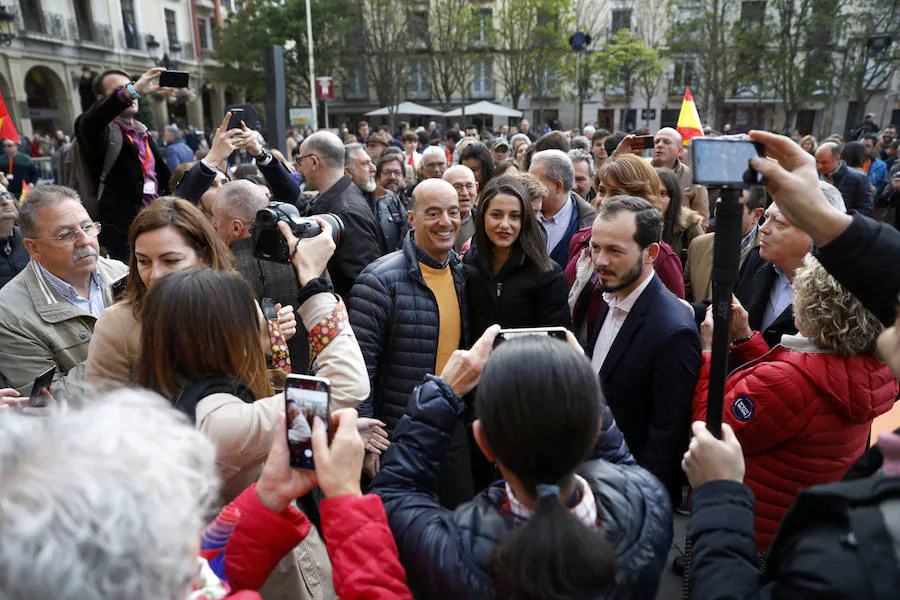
[349,179,472,508]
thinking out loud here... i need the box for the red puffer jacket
[693,332,898,550]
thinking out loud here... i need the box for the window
[121,0,139,48]
[222,0,233,10]
[20,0,43,32]
[472,59,492,96]
[408,11,427,49]
[347,66,368,98]
[671,58,695,95]
[74,0,94,41]
[408,60,430,98]
[740,1,766,24]
[198,18,209,50]
[473,9,492,47]
[165,9,178,45]
[611,8,632,33]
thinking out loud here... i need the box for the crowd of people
[0,66,899,600]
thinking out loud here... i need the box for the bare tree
[358,0,410,127]
[427,0,476,110]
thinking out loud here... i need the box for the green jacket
[0,257,128,395]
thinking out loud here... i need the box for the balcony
[68,19,114,47]
[20,10,68,40]
[122,29,144,50]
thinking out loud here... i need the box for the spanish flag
[0,90,18,143]
[676,88,703,146]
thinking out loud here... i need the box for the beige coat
[684,228,762,303]
[85,301,140,387]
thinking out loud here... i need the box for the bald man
[652,127,710,227]
[349,178,474,508]
[443,165,478,251]
[297,131,381,297]
[815,142,872,215]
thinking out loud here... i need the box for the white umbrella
[364,101,445,116]
[443,101,523,118]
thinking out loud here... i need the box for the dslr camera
[252,201,344,264]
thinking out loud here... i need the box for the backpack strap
[97,123,124,201]
[173,377,256,424]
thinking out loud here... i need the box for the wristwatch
[125,82,141,99]
[255,149,273,165]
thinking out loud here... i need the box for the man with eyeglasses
[377,152,410,209]
[0,185,30,288]
[345,144,404,254]
[0,138,38,200]
[443,165,478,252]
[0,185,128,396]
[349,179,473,507]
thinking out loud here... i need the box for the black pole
[705,188,743,438]
[263,45,287,156]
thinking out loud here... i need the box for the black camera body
[252,201,343,263]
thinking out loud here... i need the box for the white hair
[422,145,446,161]
[0,389,219,600]
[218,179,269,224]
[818,180,847,213]
[531,149,575,191]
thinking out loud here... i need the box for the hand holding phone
[284,375,331,470]
[494,326,569,346]
[691,137,766,188]
[631,135,655,151]
[28,366,55,407]
[311,409,365,498]
[158,70,190,89]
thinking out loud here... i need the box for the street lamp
[569,32,592,130]
[0,5,16,47]
[146,34,161,57]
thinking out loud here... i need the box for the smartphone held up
[691,136,766,188]
[284,375,331,470]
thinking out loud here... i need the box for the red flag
[0,90,18,143]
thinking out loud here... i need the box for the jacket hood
[780,345,898,423]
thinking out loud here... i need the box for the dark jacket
[0,152,38,197]
[362,188,405,255]
[74,92,171,252]
[0,227,29,289]
[370,376,673,600]
[827,162,873,215]
[307,175,381,298]
[734,247,797,349]
[814,213,900,326]
[687,476,900,600]
[348,233,469,431]
[164,138,194,171]
[585,274,701,505]
[548,193,596,267]
[463,244,571,339]
[174,157,300,206]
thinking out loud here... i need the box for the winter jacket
[0,227,30,289]
[0,257,128,395]
[306,174,381,299]
[824,162,873,215]
[223,485,412,600]
[370,376,673,600]
[74,92,171,254]
[348,233,469,431]
[866,157,888,195]
[0,151,37,198]
[566,227,684,342]
[363,188,406,256]
[692,332,898,550]
[174,155,301,207]
[164,138,195,171]
[668,207,705,266]
[463,244,571,340]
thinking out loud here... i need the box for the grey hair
[304,131,344,168]
[571,136,591,152]
[0,389,219,600]
[532,149,575,191]
[218,179,269,225]
[344,142,366,164]
[422,145,446,161]
[165,124,183,140]
[568,148,595,175]
[18,184,82,237]
[818,180,847,213]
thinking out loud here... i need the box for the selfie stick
[705,188,743,439]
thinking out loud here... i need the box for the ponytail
[489,482,618,600]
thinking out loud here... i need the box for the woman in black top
[464,175,572,340]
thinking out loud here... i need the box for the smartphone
[28,366,56,407]
[261,297,278,321]
[227,108,245,131]
[632,135,655,151]
[158,70,190,88]
[494,326,569,347]
[691,137,766,188]
[284,375,331,470]
[111,274,128,301]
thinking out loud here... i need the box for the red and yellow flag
[0,90,18,143]
[676,87,703,146]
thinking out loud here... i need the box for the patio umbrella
[364,101,445,116]
[442,101,523,118]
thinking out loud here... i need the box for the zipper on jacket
[496,282,503,297]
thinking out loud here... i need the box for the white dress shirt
[538,194,575,253]
[591,271,656,374]
[761,267,793,333]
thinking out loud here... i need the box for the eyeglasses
[452,183,476,193]
[381,169,404,177]
[297,153,318,164]
[0,192,13,200]
[31,222,102,244]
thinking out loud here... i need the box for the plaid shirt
[505,474,599,530]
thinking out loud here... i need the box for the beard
[383,179,400,193]
[596,254,644,293]
[362,177,377,193]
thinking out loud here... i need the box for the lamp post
[0,5,16,47]
[569,32,592,130]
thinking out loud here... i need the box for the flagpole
[305,0,317,130]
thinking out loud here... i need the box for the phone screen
[227,109,245,131]
[159,70,190,88]
[633,135,655,150]
[691,139,765,187]
[29,366,56,407]
[284,377,330,470]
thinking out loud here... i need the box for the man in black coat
[815,141,873,215]
[296,131,380,299]
[0,186,29,289]
[75,67,172,260]
[349,179,472,508]
[584,196,701,505]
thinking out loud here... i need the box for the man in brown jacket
[652,127,710,228]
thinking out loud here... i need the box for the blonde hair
[598,154,662,212]
[793,255,883,356]
[514,172,549,206]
